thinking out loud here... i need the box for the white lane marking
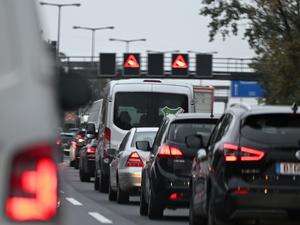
[65,197,83,206]
[89,212,112,224]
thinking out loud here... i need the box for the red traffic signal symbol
[172,54,188,69]
[124,54,140,68]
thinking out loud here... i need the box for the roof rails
[229,103,252,111]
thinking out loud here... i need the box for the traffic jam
[1,1,300,225]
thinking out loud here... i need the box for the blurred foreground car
[189,104,300,225]
[140,113,219,219]
[79,139,97,182]
[109,127,158,203]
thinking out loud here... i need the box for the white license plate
[276,163,300,175]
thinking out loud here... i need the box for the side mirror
[107,148,117,157]
[185,135,203,149]
[136,141,151,152]
[197,149,207,161]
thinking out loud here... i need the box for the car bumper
[214,190,300,220]
[118,168,142,194]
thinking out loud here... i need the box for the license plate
[276,163,300,175]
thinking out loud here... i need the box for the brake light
[104,127,111,143]
[224,143,265,162]
[169,193,183,201]
[87,146,96,154]
[157,145,184,159]
[126,152,144,167]
[5,143,58,222]
[232,187,249,195]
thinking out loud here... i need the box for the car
[60,132,76,156]
[69,130,86,168]
[108,127,158,203]
[95,79,197,193]
[189,104,300,225]
[140,113,219,219]
[79,139,97,182]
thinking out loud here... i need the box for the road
[59,159,298,225]
[59,159,189,225]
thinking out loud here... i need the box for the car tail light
[56,139,61,146]
[224,143,265,162]
[232,187,249,195]
[104,127,111,143]
[157,145,184,159]
[126,152,144,167]
[169,193,183,201]
[87,146,96,154]
[5,143,58,222]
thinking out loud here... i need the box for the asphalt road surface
[59,158,299,225]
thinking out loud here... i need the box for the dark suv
[189,104,300,225]
[140,113,219,219]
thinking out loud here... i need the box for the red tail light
[224,143,265,162]
[157,145,184,159]
[232,187,249,195]
[126,152,144,167]
[169,193,183,201]
[56,139,61,146]
[5,143,58,222]
[87,146,96,154]
[104,127,111,143]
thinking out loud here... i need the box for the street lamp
[40,2,81,58]
[109,38,147,52]
[73,26,115,62]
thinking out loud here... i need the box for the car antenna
[292,102,298,114]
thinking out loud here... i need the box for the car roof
[167,113,221,121]
[134,127,159,132]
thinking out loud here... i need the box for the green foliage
[201,0,300,104]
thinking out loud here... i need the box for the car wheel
[117,183,129,204]
[99,171,108,193]
[139,181,148,216]
[69,160,74,167]
[79,168,90,182]
[94,170,99,191]
[108,179,117,201]
[189,190,207,225]
[208,191,233,225]
[74,160,79,169]
[148,187,163,219]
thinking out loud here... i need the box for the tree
[201,0,300,104]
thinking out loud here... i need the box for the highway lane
[59,159,299,225]
[59,160,189,225]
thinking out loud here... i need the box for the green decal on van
[160,106,184,117]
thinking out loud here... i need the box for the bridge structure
[59,55,259,81]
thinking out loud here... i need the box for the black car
[189,104,300,225]
[79,139,97,182]
[140,113,219,219]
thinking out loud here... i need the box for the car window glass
[152,119,169,153]
[131,131,157,148]
[214,114,232,143]
[208,115,224,146]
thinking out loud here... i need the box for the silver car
[109,127,158,203]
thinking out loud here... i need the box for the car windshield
[242,114,300,146]
[131,131,157,148]
[114,92,188,130]
[168,119,217,146]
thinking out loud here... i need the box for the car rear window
[241,114,300,146]
[168,119,218,146]
[131,131,157,148]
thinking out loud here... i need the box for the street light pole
[73,26,114,62]
[109,38,147,52]
[40,2,81,59]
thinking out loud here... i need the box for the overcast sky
[37,0,254,58]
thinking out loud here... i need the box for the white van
[94,79,195,192]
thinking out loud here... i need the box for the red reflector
[169,193,183,201]
[5,144,58,222]
[233,187,249,195]
[87,146,96,154]
[126,152,144,167]
[157,145,184,159]
[241,146,265,161]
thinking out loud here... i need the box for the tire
[69,160,74,167]
[189,190,207,225]
[117,183,129,204]
[74,161,79,169]
[140,181,148,216]
[94,170,99,191]
[99,171,109,193]
[148,187,163,219]
[79,168,90,182]
[108,180,117,201]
